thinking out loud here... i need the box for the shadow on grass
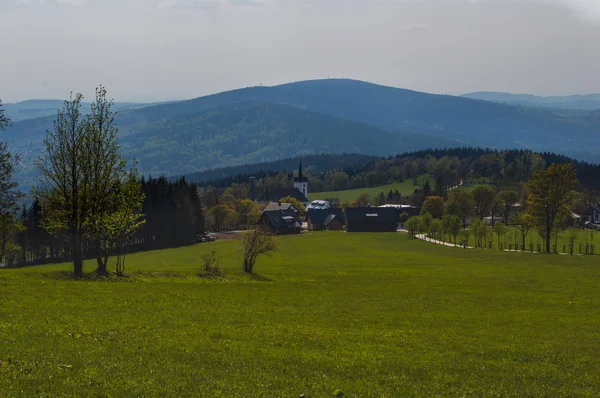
[43,271,135,282]
[246,273,274,282]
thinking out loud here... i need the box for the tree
[405,217,420,238]
[525,164,578,253]
[428,219,443,240]
[447,190,475,228]
[472,186,496,220]
[241,228,278,273]
[514,214,533,251]
[207,204,237,232]
[497,190,519,225]
[353,193,371,207]
[433,176,447,198]
[493,223,507,249]
[0,99,23,265]
[566,228,579,255]
[234,199,261,228]
[442,214,461,245]
[84,86,135,275]
[95,169,145,276]
[421,196,445,219]
[419,213,434,235]
[0,99,9,131]
[35,93,88,276]
[281,195,307,217]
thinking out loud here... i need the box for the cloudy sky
[1,0,600,102]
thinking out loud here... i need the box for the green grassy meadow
[309,180,419,202]
[1,233,600,396]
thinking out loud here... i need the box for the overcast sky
[1,0,600,102]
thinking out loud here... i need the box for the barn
[344,207,399,233]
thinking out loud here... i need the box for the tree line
[405,164,589,254]
[0,90,206,275]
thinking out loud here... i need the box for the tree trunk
[95,241,108,276]
[545,225,552,253]
[73,232,83,277]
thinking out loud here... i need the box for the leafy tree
[433,176,447,198]
[566,228,579,255]
[472,186,496,220]
[35,93,88,276]
[493,223,507,249]
[0,99,23,264]
[421,196,445,219]
[208,204,237,232]
[422,180,432,198]
[353,193,371,207]
[419,213,434,234]
[525,164,578,253]
[442,214,461,244]
[513,214,533,250]
[0,99,9,131]
[97,170,145,276]
[84,86,137,275]
[280,195,307,216]
[447,190,475,228]
[234,199,261,228]
[428,219,443,240]
[497,189,519,224]
[405,216,420,238]
[241,228,278,274]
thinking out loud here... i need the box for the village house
[260,202,302,235]
[345,207,399,233]
[583,204,600,228]
[306,208,346,231]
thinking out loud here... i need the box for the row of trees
[1,89,209,276]
[407,164,581,253]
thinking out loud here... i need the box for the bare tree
[35,94,88,276]
[241,228,278,274]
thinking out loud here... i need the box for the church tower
[293,160,308,199]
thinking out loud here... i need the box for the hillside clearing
[309,180,420,202]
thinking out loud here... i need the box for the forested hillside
[4,79,600,190]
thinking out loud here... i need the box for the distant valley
[3,79,600,189]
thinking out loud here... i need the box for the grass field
[309,180,419,202]
[435,226,600,253]
[2,233,600,396]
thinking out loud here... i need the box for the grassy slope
[309,180,419,202]
[1,233,600,396]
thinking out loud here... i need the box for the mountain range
[462,92,600,110]
[3,79,600,189]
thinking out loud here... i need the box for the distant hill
[3,99,167,122]
[4,79,600,190]
[4,101,459,188]
[462,91,600,111]
[123,79,600,161]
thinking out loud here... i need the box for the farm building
[306,208,346,231]
[583,204,600,227]
[345,207,399,233]
[260,202,302,235]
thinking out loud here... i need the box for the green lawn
[1,233,600,396]
[309,179,419,202]
[435,226,600,253]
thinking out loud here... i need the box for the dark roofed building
[260,205,302,235]
[583,204,600,226]
[307,208,346,231]
[263,202,297,213]
[345,207,399,233]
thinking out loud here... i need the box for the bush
[200,251,222,276]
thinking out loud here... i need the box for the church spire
[298,159,303,181]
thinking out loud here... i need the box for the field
[433,226,600,253]
[1,233,600,396]
[309,179,420,202]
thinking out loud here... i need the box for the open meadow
[1,233,600,397]
[308,180,419,202]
